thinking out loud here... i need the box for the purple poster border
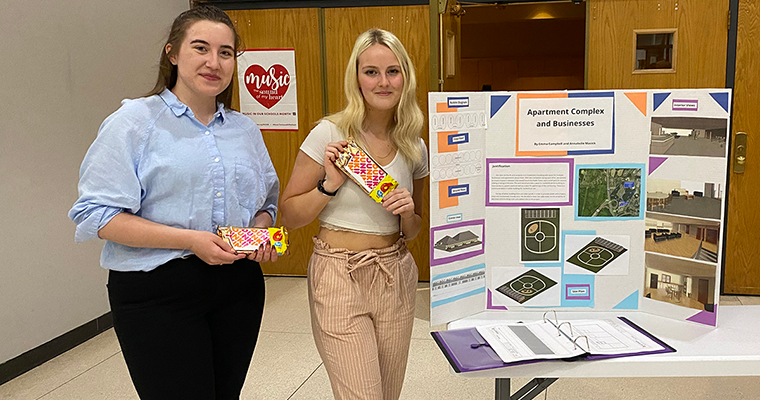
[485,158,574,207]
[430,219,485,266]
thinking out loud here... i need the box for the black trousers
[107,256,265,400]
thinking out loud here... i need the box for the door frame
[204,0,428,9]
[721,0,739,294]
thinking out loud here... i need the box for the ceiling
[460,1,585,25]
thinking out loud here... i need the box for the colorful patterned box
[334,140,398,202]
[217,226,289,255]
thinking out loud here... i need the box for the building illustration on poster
[428,89,730,327]
[237,49,298,131]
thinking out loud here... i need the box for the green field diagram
[495,269,558,304]
[578,168,641,217]
[567,237,628,273]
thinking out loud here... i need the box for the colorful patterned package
[217,226,289,255]
[333,140,398,202]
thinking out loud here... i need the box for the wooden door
[724,0,760,294]
[227,9,323,275]
[324,5,432,280]
[587,0,728,89]
[650,273,658,289]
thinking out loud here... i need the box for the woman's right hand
[187,230,246,265]
[322,141,348,193]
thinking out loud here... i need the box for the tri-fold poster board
[428,89,731,328]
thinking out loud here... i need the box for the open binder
[431,312,675,373]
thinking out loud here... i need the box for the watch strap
[317,178,338,196]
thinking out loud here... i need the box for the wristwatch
[317,178,339,196]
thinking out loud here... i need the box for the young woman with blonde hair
[280,28,428,400]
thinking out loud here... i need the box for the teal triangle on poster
[490,95,511,118]
[686,306,717,326]
[709,92,730,112]
[653,93,671,111]
[612,291,639,309]
[649,156,668,175]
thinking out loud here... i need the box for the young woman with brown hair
[69,5,279,399]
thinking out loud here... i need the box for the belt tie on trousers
[346,251,395,287]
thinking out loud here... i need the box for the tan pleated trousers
[308,237,418,400]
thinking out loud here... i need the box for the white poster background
[238,49,298,131]
[428,89,729,328]
[430,257,487,326]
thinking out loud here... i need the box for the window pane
[636,32,673,70]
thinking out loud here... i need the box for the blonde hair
[325,28,424,164]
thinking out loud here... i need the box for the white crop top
[300,120,429,235]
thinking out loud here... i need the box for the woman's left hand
[247,242,279,263]
[382,188,416,219]
[246,213,280,263]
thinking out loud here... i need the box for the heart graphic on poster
[244,64,291,109]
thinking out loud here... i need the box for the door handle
[733,132,747,174]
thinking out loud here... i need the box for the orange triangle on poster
[624,92,647,116]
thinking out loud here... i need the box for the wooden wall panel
[460,57,585,92]
[461,19,586,60]
[459,4,585,92]
[724,0,760,294]
[324,6,432,280]
[227,9,323,275]
[587,0,727,89]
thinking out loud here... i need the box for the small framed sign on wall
[237,48,298,131]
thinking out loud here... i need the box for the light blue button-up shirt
[69,89,279,272]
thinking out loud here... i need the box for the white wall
[0,0,188,364]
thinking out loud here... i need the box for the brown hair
[146,4,241,109]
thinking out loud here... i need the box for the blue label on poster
[448,132,470,145]
[447,97,469,108]
[448,184,470,197]
[566,284,591,300]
